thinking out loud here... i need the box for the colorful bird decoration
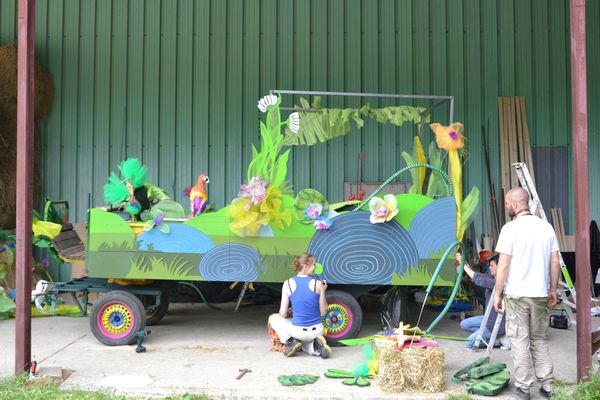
[184,173,210,218]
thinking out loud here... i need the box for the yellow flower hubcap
[101,303,133,334]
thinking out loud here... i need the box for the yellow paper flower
[430,122,464,151]
[368,194,398,224]
[228,185,291,237]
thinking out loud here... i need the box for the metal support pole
[569,0,592,382]
[15,0,36,375]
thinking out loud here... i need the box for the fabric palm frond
[283,97,429,146]
[118,158,147,189]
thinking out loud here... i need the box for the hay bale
[377,346,445,393]
[0,44,53,121]
[0,44,53,229]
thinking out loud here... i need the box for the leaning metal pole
[15,0,36,375]
[570,0,592,382]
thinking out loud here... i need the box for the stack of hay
[377,342,445,393]
[0,44,53,229]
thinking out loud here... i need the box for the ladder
[512,162,577,324]
[472,287,505,356]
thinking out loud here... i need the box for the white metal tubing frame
[270,89,455,125]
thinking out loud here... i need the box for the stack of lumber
[498,96,535,222]
[551,208,567,251]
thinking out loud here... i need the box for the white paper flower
[288,112,300,133]
[368,194,399,224]
[257,94,278,113]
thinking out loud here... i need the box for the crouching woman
[268,253,332,358]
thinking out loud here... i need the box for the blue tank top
[289,276,322,326]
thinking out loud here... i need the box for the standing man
[494,187,561,400]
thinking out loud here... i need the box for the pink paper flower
[305,203,323,220]
[238,177,268,210]
[314,217,333,230]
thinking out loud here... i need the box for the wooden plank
[176,0,194,202]
[519,96,535,185]
[515,95,524,162]
[508,97,519,187]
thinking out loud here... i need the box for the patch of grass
[98,240,138,251]
[131,255,151,273]
[553,371,600,400]
[446,394,473,400]
[0,374,214,400]
[393,264,453,286]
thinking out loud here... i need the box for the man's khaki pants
[505,296,554,391]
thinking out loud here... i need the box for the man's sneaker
[313,335,332,359]
[284,338,302,357]
[494,335,510,350]
[539,387,553,399]
[512,387,531,400]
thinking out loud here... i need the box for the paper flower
[314,217,333,230]
[430,122,464,151]
[228,185,291,237]
[143,211,169,233]
[288,112,300,133]
[305,203,323,220]
[257,94,278,113]
[368,194,398,224]
[238,177,268,210]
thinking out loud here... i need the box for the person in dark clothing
[457,250,510,350]
[268,253,332,358]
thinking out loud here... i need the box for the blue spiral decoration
[408,197,457,258]
[199,243,262,282]
[137,224,215,253]
[308,211,419,285]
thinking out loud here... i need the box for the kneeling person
[268,253,331,358]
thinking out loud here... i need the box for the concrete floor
[0,297,595,399]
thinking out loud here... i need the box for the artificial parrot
[185,173,210,218]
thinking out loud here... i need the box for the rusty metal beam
[569,0,592,382]
[14,0,36,375]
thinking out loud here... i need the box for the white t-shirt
[495,214,559,297]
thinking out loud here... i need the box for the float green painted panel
[2,0,600,237]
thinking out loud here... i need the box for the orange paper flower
[430,122,464,151]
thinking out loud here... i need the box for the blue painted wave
[137,223,215,253]
[308,211,419,285]
[199,243,262,282]
[408,197,456,258]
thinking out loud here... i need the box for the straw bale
[377,346,445,393]
[0,44,51,229]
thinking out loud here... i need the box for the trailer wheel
[380,286,409,331]
[90,291,146,346]
[324,290,363,346]
[142,294,169,326]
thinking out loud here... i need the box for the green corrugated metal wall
[1,0,599,235]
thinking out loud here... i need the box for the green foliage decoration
[282,96,429,146]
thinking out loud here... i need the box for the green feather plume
[103,172,129,205]
[118,158,147,189]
